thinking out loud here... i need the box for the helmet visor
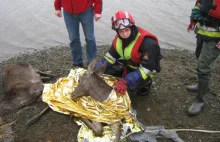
[112,18,132,30]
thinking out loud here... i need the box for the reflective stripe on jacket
[194,0,220,39]
[196,22,220,38]
[199,0,220,19]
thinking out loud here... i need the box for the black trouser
[195,34,203,59]
[104,62,152,96]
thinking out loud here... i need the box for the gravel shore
[0,45,220,142]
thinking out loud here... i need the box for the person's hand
[187,20,195,33]
[94,14,101,22]
[55,10,62,17]
[216,41,220,49]
[114,79,127,95]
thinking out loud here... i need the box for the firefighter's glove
[114,79,128,95]
[114,69,143,95]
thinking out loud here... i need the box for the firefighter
[187,0,220,116]
[96,10,162,96]
[186,0,204,92]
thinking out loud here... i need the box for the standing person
[54,0,102,67]
[186,0,204,92]
[96,10,162,96]
[187,9,204,59]
[186,0,220,116]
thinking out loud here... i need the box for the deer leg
[26,106,50,126]
[40,76,52,82]
[36,70,55,82]
[80,118,103,136]
[110,121,121,142]
[36,70,55,77]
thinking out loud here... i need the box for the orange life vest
[200,0,220,19]
[112,27,158,64]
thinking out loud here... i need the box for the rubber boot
[186,83,210,92]
[187,79,209,116]
[186,83,198,92]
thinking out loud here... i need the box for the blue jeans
[63,7,97,65]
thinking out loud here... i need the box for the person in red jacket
[96,10,162,96]
[54,0,103,67]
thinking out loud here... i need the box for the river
[0,0,196,62]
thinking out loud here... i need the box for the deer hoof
[93,126,103,136]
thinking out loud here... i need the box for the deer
[71,59,123,142]
[0,63,54,117]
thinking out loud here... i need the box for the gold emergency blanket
[77,115,143,142]
[42,68,131,124]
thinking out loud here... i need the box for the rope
[123,128,220,139]
[166,129,220,134]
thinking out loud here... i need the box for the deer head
[0,64,44,117]
[71,59,112,102]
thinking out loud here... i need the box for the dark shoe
[187,98,204,116]
[137,80,152,96]
[186,83,198,92]
[137,87,151,96]
[128,87,151,96]
[72,63,84,68]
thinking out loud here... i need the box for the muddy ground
[0,45,220,142]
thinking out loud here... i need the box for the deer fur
[71,59,121,142]
[0,64,47,117]
[72,59,112,102]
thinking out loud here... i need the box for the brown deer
[71,59,122,142]
[0,63,53,117]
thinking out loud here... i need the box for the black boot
[137,78,152,96]
[187,79,209,116]
[137,85,151,96]
[186,83,198,92]
[128,78,152,96]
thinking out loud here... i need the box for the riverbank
[0,45,220,142]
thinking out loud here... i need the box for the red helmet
[111,10,135,30]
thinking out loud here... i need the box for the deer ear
[95,63,106,76]
[87,58,98,74]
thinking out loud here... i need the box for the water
[0,0,196,62]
